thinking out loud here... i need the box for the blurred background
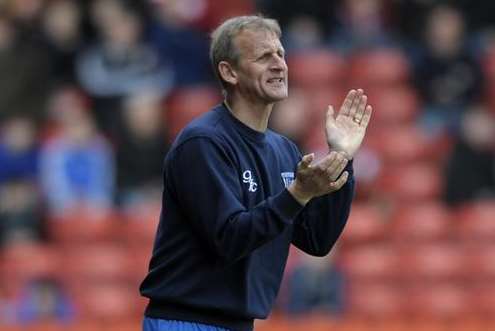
[1,0,495,330]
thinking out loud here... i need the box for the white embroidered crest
[281,172,294,188]
[242,170,258,192]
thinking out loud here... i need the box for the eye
[257,53,271,62]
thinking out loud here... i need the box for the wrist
[287,183,311,206]
[327,147,353,160]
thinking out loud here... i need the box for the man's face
[232,29,288,104]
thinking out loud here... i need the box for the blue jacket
[140,103,355,331]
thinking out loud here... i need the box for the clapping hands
[288,151,349,205]
[288,89,372,205]
[325,89,372,159]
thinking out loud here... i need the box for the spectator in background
[285,251,345,316]
[0,13,51,122]
[444,107,495,206]
[13,277,74,325]
[76,0,173,135]
[116,92,169,209]
[328,0,397,54]
[414,4,483,136]
[282,15,325,52]
[147,0,213,86]
[0,116,38,184]
[0,116,42,246]
[394,0,435,43]
[40,86,114,218]
[256,0,336,37]
[3,0,44,27]
[40,0,83,84]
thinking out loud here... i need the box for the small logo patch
[242,170,258,192]
[281,172,294,188]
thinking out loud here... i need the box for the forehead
[234,29,282,57]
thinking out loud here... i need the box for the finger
[326,105,334,121]
[360,105,373,128]
[354,94,368,123]
[337,156,349,174]
[327,154,348,181]
[348,89,363,117]
[299,153,314,170]
[340,90,356,116]
[325,105,336,128]
[315,151,339,173]
[329,171,349,191]
[334,156,349,178]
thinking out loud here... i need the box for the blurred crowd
[1,0,495,328]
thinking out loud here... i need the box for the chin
[265,96,287,104]
[268,91,289,102]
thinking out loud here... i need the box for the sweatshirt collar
[218,102,266,143]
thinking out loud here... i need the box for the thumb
[326,105,336,126]
[326,105,335,119]
[299,153,314,169]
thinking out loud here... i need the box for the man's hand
[288,151,349,205]
[325,89,372,159]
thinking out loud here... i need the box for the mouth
[266,77,285,85]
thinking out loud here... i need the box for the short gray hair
[210,15,282,92]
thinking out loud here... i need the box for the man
[140,15,372,331]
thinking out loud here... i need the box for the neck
[225,94,274,132]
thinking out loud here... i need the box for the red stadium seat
[406,284,472,319]
[351,147,383,199]
[466,244,495,280]
[366,86,420,125]
[122,202,160,245]
[302,85,347,122]
[378,162,442,202]
[1,242,60,283]
[300,86,347,152]
[121,206,158,283]
[198,0,254,30]
[302,128,328,154]
[61,244,133,285]
[280,315,344,331]
[288,50,347,87]
[0,322,66,331]
[128,246,153,284]
[347,283,406,318]
[47,209,121,245]
[339,245,399,281]
[166,86,221,139]
[348,48,411,88]
[72,283,140,322]
[471,285,495,317]
[391,202,452,243]
[401,244,466,281]
[366,124,432,164]
[256,315,293,331]
[341,203,388,245]
[456,200,495,243]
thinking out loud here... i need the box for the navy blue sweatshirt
[140,103,355,331]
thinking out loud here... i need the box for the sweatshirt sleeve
[167,136,305,264]
[291,161,355,256]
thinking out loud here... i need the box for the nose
[270,55,287,73]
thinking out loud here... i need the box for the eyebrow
[255,46,285,60]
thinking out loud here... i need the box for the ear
[218,61,238,86]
